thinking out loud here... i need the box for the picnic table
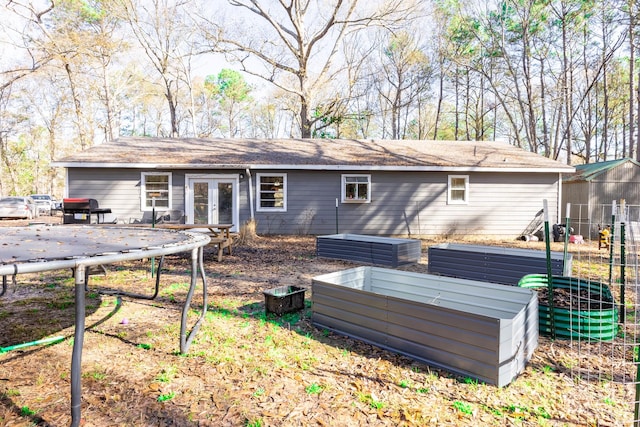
[0,225,210,427]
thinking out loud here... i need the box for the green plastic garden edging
[518,274,618,341]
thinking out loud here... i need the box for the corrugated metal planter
[428,243,572,286]
[312,266,538,386]
[263,286,306,315]
[518,274,618,341]
[316,234,421,267]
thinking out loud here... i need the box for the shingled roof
[53,137,574,172]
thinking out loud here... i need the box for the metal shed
[562,158,640,238]
[312,266,538,387]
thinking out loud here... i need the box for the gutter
[246,168,254,221]
[51,162,575,174]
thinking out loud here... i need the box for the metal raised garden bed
[316,234,421,267]
[428,243,572,286]
[312,266,538,386]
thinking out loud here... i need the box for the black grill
[62,198,112,224]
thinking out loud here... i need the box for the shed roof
[53,137,574,173]
[564,158,640,182]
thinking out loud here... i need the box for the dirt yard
[0,216,636,426]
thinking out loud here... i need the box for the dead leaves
[0,235,635,425]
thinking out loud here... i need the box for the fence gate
[559,203,640,425]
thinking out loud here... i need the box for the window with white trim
[141,172,171,210]
[448,175,469,204]
[342,174,371,203]
[257,173,287,211]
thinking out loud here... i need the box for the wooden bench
[207,235,233,262]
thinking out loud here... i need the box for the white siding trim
[140,172,172,211]
[448,175,469,205]
[256,173,287,212]
[54,162,574,174]
[341,174,371,203]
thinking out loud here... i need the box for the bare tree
[22,71,73,195]
[0,85,18,195]
[3,0,97,148]
[0,1,54,92]
[369,31,431,139]
[86,3,128,143]
[119,0,201,138]
[200,0,419,138]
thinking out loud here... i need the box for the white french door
[186,175,238,230]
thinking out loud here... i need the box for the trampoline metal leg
[71,264,86,427]
[180,247,208,353]
[69,248,207,424]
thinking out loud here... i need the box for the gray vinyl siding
[599,161,640,184]
[562,181,590,210]
[67,168,561,237]
[66,169,148,221]
[66,169,210,223]
[252,170,559,237]
[563,161,640,210]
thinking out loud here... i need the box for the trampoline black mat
[0,225,202,264]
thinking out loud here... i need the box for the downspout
[557,172,562,225]
[246,168,254,220]
[64,168,70,199]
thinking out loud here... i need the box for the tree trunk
[165,81,178,138]
[539,58,550,157]
[454,66,460,140]
[65,63,88,149]
[630,9,635,159]
[562,16,572,165]
[101,63,114,142]
[464,69,470,140]
[0,136,17,195]
[433,59,444,140]
[636,45,640,160]
[601,7,609,162]
[300,96,311,138]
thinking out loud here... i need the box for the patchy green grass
[0,236,635,426]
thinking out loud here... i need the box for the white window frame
[448,175,469,205]
[141,172,172,211]
[341,174,371,203]
[256,173,287,212]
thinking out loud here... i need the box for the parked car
[30,194,54,216]
[0,196,39,219]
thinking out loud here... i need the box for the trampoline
[0,225,210,427]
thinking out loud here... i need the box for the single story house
[52,137,574,238]
[562,158,640,237]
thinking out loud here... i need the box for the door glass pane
[194,182,209,224]
[218,182,233,224]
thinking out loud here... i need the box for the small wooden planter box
[312,267,538,387]
[428,243,572,286]
[263,286,306,315]
[316,234,421,267]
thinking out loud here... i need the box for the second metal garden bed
[428,243,572,286]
